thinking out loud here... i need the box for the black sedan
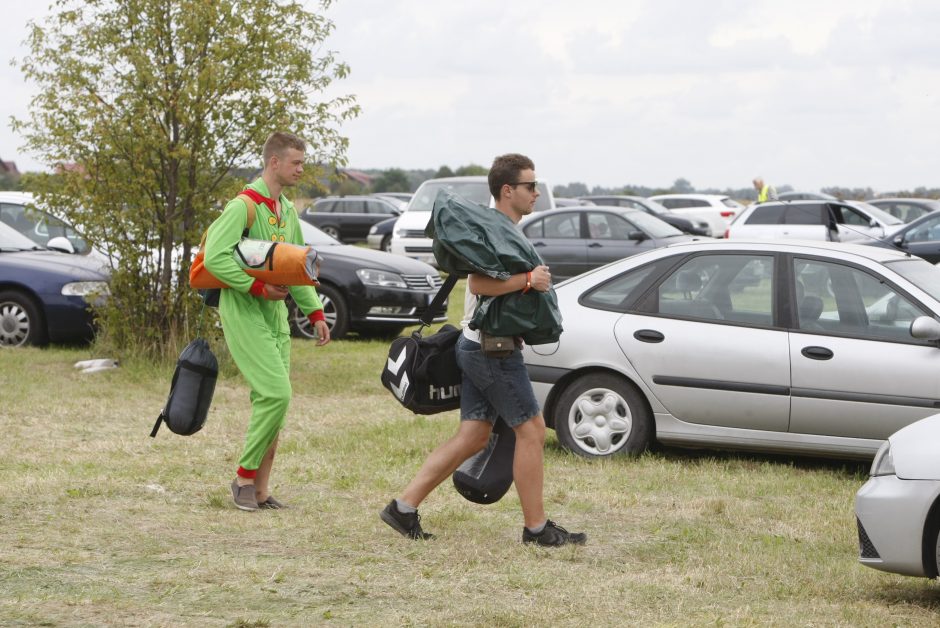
[867,198,940,223]
[862,210,940,264]
[517,206,699,282]
[578,195,711,236]
[366,216,397,252]
[289,221,447,339]
[0,222,110,346]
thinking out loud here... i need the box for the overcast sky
[4,1,940,193]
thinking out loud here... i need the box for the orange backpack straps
[198,194,257,249]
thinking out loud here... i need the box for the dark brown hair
[262,132,306,164]
[488,153,535,200]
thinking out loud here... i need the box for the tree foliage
[371,168,410,193]
[14,0,358,358]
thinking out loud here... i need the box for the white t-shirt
[461,284,481,343]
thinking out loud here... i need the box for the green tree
[434,165,455,179]
[454,164,488,176]
[371,168,410,193]
[14,0,358,357]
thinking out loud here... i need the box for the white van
[390,176,555,266]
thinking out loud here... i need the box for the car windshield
[408,180,492,211]
[721,198,745,209]
[622,210,684,238]
[884,258,940,303]
[0,222,43,251]
[853,202,904,226]
[299,220,343,246]
[644,199,670,215]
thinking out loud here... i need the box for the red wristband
[249,279,265,297]
[521,271,532,294]
[308,310,326,324]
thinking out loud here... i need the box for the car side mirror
[893,234,907,248]
[628,230,648,242]
[47,236,75,254]
[910,316,940,341]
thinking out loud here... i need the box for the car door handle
[588,242,602,248]
[532,241,546,247]
[634,329,665,343]
[801,346,833,360]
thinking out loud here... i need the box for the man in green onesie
[204,131,330,511]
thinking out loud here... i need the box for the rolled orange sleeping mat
[190,239,320,289]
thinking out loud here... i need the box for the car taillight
[720,210,735,217]
[723,228,730,238]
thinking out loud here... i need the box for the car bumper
[349,285,448,328]
[390,237,438,267]
[44,294,98,343]
[366,234,385,250]
[855,475,940,577]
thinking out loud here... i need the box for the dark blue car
[0,222,110,346]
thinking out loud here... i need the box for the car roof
[518,205,641,223]
[0,191,35,204]
[657,237,916,263]
[417,176,488,184]
[869,197,940,204]
[579,195,645,201]
[649,193,730,200]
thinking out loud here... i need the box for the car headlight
[61,281,110,297]
[369,225,378,235]
[870,441,895,477]
[356,268,407,288]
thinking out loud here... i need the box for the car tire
[553,372,652,458]
[321,225,341,240]
[286,284,349,340]
[381,234,392,252]
[0,290,47,347]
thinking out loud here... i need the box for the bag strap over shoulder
[417,274,459,333]
[198,193,258,249]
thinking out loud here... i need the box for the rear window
[744,205,785,225]
[409,181,491,211]
[784,205,825,225]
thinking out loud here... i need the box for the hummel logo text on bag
[380,324,462,415]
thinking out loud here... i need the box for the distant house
[0,160,19,175]
[339,168,372,187]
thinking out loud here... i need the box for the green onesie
[204,179,323,476]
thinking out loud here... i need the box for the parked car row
[0,221,109,346]
[522,238,940,462]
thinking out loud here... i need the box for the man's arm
[204,198,256,293]
[468,265,552,296]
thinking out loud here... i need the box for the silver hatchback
[524,239,940,459]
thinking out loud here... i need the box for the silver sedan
[523,239,940,459]
[855,413,940,578]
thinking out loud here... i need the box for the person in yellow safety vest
[752,177,778,203]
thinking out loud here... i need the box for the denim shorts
[455,335,541,428]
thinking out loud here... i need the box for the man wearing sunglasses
[381,153,586,547]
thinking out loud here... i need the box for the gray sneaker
[231,479,259,511]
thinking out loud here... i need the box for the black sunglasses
[509,180,538,192]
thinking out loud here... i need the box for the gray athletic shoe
[231,479,259,511]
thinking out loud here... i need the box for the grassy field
[3,288,940,626]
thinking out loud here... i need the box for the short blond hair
[263,132,306,164]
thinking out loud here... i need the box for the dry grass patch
[3,320,940,624]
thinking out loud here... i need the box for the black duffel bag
[381,275,461,415]
[452,417,515,504]
[150,337,218,437]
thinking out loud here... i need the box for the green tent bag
[427,189,563,345]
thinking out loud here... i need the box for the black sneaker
[522,520,587,546]
[380,500,434,540]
